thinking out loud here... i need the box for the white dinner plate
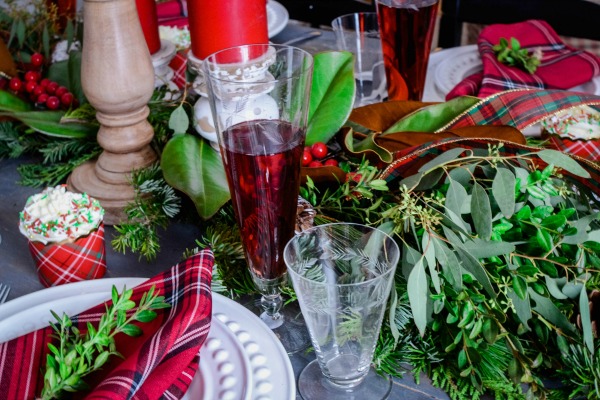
[267,0,289,38]
[433,45,600,97]
[0,278,296,400]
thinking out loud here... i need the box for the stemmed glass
[203,44,313,353]
[284,223,400,399]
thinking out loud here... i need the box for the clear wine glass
[284,223,400,399]
[203,44,313,353]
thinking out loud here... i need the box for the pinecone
[295,196,316,233]
[577,289,600,338]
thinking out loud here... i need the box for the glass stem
[260,293,284,329]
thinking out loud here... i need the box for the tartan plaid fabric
[446,20,600,100]
[28,224,107,288]
[547,135,600,161]
[169,51,188,89]
[442,89,600,131]
[0,250,214,400]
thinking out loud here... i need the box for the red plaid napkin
[170,51,188,89]
[0,250,213,400]
[446,20,600,100]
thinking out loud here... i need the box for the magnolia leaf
[492,168,516,218]
[529,289,577,335]
[432,237,463,291]
[0,90,31,112]
[579,287,594,354]
[462,239,515,259]
[422,231,440,293]
[343,129,393,163]
[306,51,355,145]
[0,110,97,138]
[537,149,590,178]
[161,134,230,219]
[471,183,492,240]
[383,97,480,134]
[168,105,189,134]
[418,148,467,173]
[67,51,85,105]
[507,288,531,330]
[407,258,428,337]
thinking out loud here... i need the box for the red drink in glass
[220,119,304,280]
[376,0,438,101]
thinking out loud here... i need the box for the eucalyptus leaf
[562,213,600,245]
[537,149,590,178]
[492,168,516,218]
[579,287,594,354]
[445,177,468,218]
[507,288,532,329]
[471,183,492,240]
[462,239,515,259]
[529,289,577,335]
[161,134,230,219]
[456,246,496,299]
[432,236,463,291]
[306,51,355,145]
[402,243,423,278]
[388,287,400,344]
[418,148,467,174]
[407,258,428,337]
[422,231,440,293]
[544,276,568,300]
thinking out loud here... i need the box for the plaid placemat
[0,250,213,400]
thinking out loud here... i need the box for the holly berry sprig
[302,142,339,168]
[6,52,76,110]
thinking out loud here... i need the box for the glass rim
[202,43,314,85]
[284,222,400,287]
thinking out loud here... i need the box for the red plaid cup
[27,223,107,287]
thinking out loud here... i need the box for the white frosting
[19,185,104,244]
[542,106,600,140]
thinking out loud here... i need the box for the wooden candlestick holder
[67,0,156,225]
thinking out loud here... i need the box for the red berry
[39,78,51,87]
[310,142,328,160]
[9,77,22,92]
[24,70,40,82]
[55,86,68,98]
[46,95,60,110]
[33,85,46,98]
[324,158,339,167]
[46,81,59,94]
[30,52,44,67]
[36,93,49,104]
[302,149,313,167]
[308,160,323,168]
[60,92,74,107]
[25,80,37,93]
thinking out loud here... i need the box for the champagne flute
[203,44,313,353]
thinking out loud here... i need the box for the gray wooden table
[0,22,451,400]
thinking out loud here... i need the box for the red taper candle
[187,0,269,60]
[135,0,161,54]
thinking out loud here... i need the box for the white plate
[267,0,289,38]
[433,45,600,97]
[0,279,296,400]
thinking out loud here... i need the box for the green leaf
[455,246,496,299]
[528,289,577,335]
[162,134,230,219]
[512,275,528,299]
[537,149,590,178]
[67,51,85,105]
[471,183,492,240]
[135,309,158,322]
[540,215,567,230]
[168,105,189,134]
[462,239,515,259]
[383,97,480,134]
[444,177,468,218]
[418,148,467,173]
[306,51,355,145]
[94,351,110,370]
[482,318,498,343]
[0,110,97,138]
[579,287,594,354]
[422,231,440,293]
[544,276,568,300]
[120,324,143,337]
[507,288,532,329]
[432,237,463,291]
[343,129,394,163]
[492,168,516,218]
[0,90,32,112]
[407,258,428,337]
[535,229,553,252]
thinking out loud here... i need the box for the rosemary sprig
[41,285,171,400]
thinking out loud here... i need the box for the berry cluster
[302,142,339,168]
[6,52,76,110]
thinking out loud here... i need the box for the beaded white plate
[0,279,295,400]
[267,0,289,38]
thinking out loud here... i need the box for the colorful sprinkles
[19,185,105,244]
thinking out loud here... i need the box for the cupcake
[541,105,600,160]
[19,185,107,287]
